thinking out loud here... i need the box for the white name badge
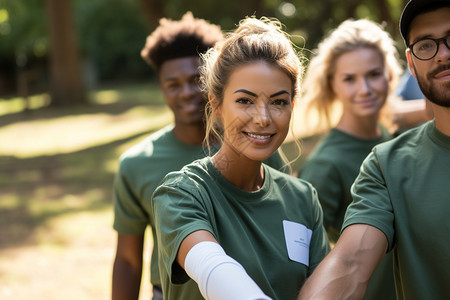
[283,220,312,266]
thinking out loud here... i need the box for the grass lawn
[0,82,171,300]
[0,83,321,299]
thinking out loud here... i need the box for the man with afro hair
[112,12,223,300]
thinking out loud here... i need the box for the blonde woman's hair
[200,16,304,162]
[301,19,402,133]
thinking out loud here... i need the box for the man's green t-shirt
[113,124,286,287]
[150,157,330,300]
[344,121,450,300]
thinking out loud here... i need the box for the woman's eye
[236,98,253,105]
[369,71,382,78]
[343,77,355,83]
[272,99,289,106]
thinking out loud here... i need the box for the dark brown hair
[140,12,223,72]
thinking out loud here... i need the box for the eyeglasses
[409,34,450,61]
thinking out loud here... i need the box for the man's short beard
[413,63,450,108]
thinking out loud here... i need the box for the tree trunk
[45,0,86,106]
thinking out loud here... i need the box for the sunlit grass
[94,90,120,104]
[0,106,172,157]
[0,94,51,116]
[0,195,20,209]
[0,83,171,158]
[0,81,164,225]
[0,82,161,300]
[90,82,164,106]
[0,209,118,300]
[0,82,163,114]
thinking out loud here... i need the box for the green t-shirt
[344,120,450,300]
[299,125,391,241]
[299,126,395,300]
[113,124,286,286]
[150,157,330,300]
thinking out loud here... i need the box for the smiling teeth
[247,133,270,140]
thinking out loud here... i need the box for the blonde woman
[147,17,329,300]
[298,19,401,300]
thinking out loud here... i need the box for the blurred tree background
[0,1,411,298]
[0,0,409,107]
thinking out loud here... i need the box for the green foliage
[0,0,153,84]
[0,0,46,58]
[0,0,407,87]
[74,0,153,81]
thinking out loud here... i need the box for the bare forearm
[297,254,368,300]
[391,98,430,128]
[297,225,387,300]
[112,260,142,300]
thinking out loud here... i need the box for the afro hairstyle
[141,12,223,71]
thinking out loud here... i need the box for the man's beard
[413,63,450,108]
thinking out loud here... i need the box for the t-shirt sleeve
[149,174,215,284]
[342,150,395,250]
[113,160,148,235]
[306,184,331,275]
[300,159,343,236]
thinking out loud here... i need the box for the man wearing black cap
[297,0,450,299]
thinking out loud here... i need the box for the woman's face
[216,61,293,162]
[331,47,389,119]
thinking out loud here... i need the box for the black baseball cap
[399,0,450,45]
